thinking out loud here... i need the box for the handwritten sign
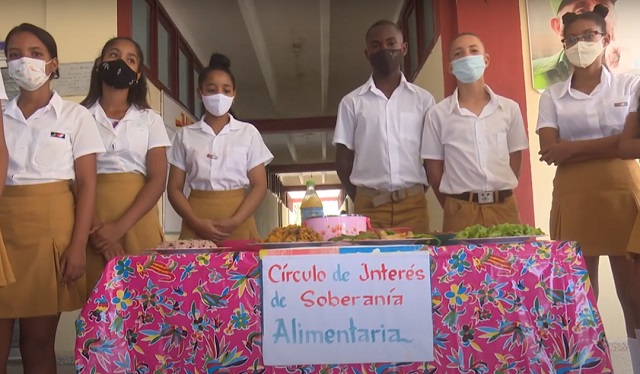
[262,252,433,365]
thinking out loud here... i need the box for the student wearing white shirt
[0,24,104,373]
[536,6,640,369]
[334,20,435,233]
[0,70,14,290]
[422,33,529,232]
[168,53,273,241]
[80,37,171,291]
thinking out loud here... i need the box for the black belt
[449,190,513,204]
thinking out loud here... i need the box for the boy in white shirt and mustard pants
[334,20,435,233]
[422,33,529,233]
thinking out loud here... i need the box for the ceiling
[159,0,404,186]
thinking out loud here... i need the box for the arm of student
[216,164,268,234]
[509,151,523,178]
[167,165,228,242]
[335,144,356,201]
[619,112,640,159]
[424,159,445,208]
[91,147,168,250]
[0,103,7,198]
[538,127,620,165]
[60,154,97,283]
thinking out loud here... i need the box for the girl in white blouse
[168,53,273,242]
[0,23,104,373]
[536,5,640,368]
[80,37,171,291]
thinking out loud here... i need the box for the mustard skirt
[0,181,85,318]
[86,173,164,291]
[180,189,259,240]
[551,158,640,256]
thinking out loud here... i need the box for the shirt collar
[3,90,63,122]
[358,73,416,95]
[559,66,612,98]
[448,85,501,115]
[193,114,243,135]
[89,102,145,124]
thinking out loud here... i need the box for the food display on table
[150,239,222,254]
[454,223,545,244]
[262,225,324,243]
[330,229,437,245]
[156,239,218,249]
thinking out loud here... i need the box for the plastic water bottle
[300,180,324,222]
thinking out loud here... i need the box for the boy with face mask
[422,33,529,233]
[333,20,435,234]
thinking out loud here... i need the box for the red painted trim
[268,163,335,174]
[117,0,132,37]
[251,116,337,132]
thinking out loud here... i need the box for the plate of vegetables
[453,223,545,245]
[330,229,438,246]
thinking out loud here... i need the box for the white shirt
[169,115,274,191]
[332,74,435,191]
[0,73,6,100]
[2,92,105,185]
[537,68,640,140]
[422,86,529,194]
[89,103,171,175]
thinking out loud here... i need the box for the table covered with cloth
[74,241,613,373]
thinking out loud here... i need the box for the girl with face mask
[0,24,105,373]
[80,37,171,292]
[167,53,273,242]
[536,5,640,370]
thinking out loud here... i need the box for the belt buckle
[478,191,495,204]
[391,190,406,202]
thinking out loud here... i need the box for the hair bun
[562,12,579,25]
[593,4,609,19]
[209,53,230,69]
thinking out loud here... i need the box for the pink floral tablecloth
[75,241,613,373]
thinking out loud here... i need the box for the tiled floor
[5,348,634,373]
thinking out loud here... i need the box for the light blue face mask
[451,55,486,83]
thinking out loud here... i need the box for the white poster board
[161,92,197,233]
[262,252,434,365]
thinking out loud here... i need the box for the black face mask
[368,49,403,76]
[97,59,137,89]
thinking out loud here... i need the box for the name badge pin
[614,102,628,107]
[207,153,218,160]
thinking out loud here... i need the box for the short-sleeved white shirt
[421,86,529,194]
[0,73,6,100]
[332,74,435,191]
[2,91,105,185]
[536,68,640,140]
[88,103,171,176]
[169,115,273,191]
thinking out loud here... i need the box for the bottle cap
[306,180,315,187]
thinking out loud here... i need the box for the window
[131,0,150,68]
[178,47,189,107]
[399,0,439,81]
[157,18,171,88]
[118,0,204,116]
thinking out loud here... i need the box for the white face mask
[565,40,605,68]
[202,93,234,117]
[8,57,52,91]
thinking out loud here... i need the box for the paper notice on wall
[261,251,434,365]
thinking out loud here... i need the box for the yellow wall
[0,0,118,356]
[413,37,445,232]
[518,0,625,341]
